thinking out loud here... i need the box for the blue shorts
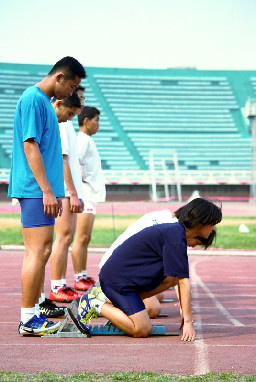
[100,279,145,316]
[19,198,55,228]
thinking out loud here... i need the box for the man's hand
[43,190,61,218]
[69,194,81,213]
[57,198,63,217]
[79,199,84,213]
[181,320,196,342]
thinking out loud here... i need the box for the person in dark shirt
[77,198,222,341]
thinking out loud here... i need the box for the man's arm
[178,278,196,342]
[63,155,83,213]
[139,276,178,300]
[23,139,62,218]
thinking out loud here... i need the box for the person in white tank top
[71,106,106,292]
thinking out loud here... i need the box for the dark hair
[48,56,86,80]
[174,198,222,228]
[78,106,100,126]
[195,230,216,249]
[51,92,81,109]
[62,92,81,108]
[75,85,85,92]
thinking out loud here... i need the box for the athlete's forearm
[140,276,178,300]
[178,278,192,322]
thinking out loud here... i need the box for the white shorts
[82,201,96,215]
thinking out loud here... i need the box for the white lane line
[197,307,256,311]
[203,283,256,287]
[190,263,210,375]
[194,294,256,298]
[0,343,255,347]
[1,322,255,328]
[190,261,244,327]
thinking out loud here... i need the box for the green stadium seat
[0,64,253,174]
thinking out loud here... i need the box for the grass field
[0,214,255,250]
[1,371,256,382]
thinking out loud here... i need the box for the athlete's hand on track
[43,190,62,218]
[181,321,196,342]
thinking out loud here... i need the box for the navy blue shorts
[19,198,55,228]
[100,279,145,316]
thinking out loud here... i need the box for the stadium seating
[0,64,254,177]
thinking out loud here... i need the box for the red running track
[0,249,255,375]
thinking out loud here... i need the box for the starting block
[161,299,174,303]
[44,300,91,338]
[89,320,179,336]
[44,300,179,338]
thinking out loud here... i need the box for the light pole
[245,97,256,201]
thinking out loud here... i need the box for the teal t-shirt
[8,86,64,198]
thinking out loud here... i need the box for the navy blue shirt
[99,223,189,295]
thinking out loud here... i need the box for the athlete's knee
[77,232,91,247]
[24,244,52,267]
[147,305,161,319]
[133,323,152,338]
[58,231,74,247]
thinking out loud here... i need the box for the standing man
[49,91,85,303]
[8,56,86,336]
[71,106,106,291]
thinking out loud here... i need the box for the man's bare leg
[71,212,95,273]
[21,225,54,308]
[50,198,77,280]
[101,304,152,338]
[143,296,161,318]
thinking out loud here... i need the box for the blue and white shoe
[77,294,98,332]
[18,314,61,336]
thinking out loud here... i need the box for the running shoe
[64,286,83,297]
[45,298,67,313]
[49,287,81,303]
[39,299,66,318]
[86,276,96,286]
[89,286,105,301]
[77,294,98,332]
[18,314,61,336]
[74,277,93,291]
[67,298,91,337]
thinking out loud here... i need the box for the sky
[0,0,256,71]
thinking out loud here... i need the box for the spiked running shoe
[74,277,93,291]
[86,276,96,286]
[45,298,67,313]
[39,299,66,318]
[64,286,83,297]
[18,314,61,336]
[49,287,82,303]
[87,286,105,301]
[77,294,98,332]
[67,299,91,337]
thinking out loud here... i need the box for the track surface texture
[0,250,255,375]
[0,200,255,374]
